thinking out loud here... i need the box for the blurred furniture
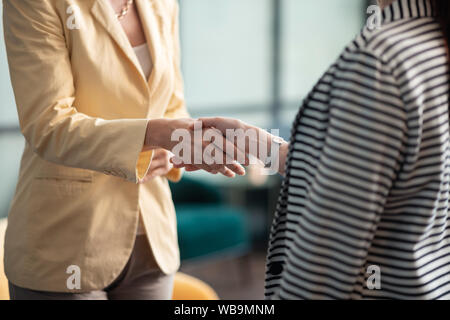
[170,176,251,262]
[0,218,9,300]
[0,133,24,220]
[172,272,219,300]
[176,170,281,249]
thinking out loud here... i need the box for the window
[280,0,366,124]
[179,0,367,130]
[0,3,17,127]
[179,0,273,126]
[0,4,24,218]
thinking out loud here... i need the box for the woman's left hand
[139,149,174,184]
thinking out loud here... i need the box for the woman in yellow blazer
[3,0,243,300]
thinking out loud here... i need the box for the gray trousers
[9,235,174,300]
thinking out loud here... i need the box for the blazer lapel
[90,0,147,82]
[135,0,164,91]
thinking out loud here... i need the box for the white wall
[0,3,18,126]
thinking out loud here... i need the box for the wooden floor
[180,252,267,300]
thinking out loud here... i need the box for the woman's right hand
[144,118,246,178]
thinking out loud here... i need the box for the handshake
[143,117,289,180]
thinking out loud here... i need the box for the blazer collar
[381,0,437,24]
[90,0,163,90]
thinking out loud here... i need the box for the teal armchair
[170,177,251,262]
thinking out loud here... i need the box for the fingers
[149,157,172,173]
[140,149,173,184]
[219,166,236,178]
[139,167,170,184]
[188,120,249,166]
[196,117,222,130]
[188,117,241,132]
[172,142,246,177]
[172,160,243,178]
[152,149,169,161]
[225,162,246,176]
[203,142,246,176]
[170,122,249,178]
[171,159,202,173]
[150,149,172,168]
[185,164,235,178]
[199,117,242,133]
[201,133,248,170]
[184,165,202,172]
[220,132,249,166]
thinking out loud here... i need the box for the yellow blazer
[3,0,188,292]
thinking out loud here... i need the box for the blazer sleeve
[3,0,151,183]
[164,0,188,183]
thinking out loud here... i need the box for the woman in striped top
[177,0,450,299]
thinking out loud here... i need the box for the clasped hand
[144,117,287,179]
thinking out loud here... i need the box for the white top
[134,43,152,235]
[133,43,153,80]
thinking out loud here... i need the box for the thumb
[188,120,204,131]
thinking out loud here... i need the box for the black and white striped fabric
[265,0,450,299]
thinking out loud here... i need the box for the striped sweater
[265,0,450,299]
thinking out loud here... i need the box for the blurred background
[0,0,372,299]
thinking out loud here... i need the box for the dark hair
[435,0,450,127]
[436,1,450,49]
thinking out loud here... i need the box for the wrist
[278,141,289,175]
[144,119,171,151]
